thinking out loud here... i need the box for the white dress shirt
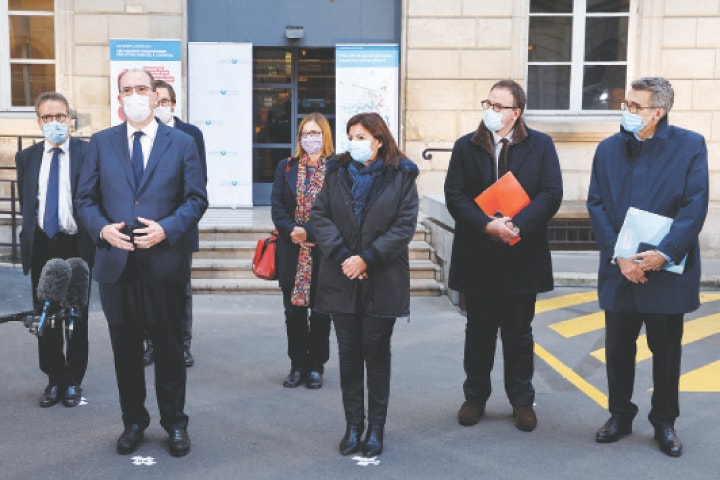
[491,130,514,180]
[37,139,77,234]
[127,118,159,169]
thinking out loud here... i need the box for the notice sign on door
[109,39,183,125]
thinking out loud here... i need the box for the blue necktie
[132,131,144,187]
[43,147,61,238]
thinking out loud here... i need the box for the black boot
[362,424,384,457]
[339,423,364,456]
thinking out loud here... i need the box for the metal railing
[420,145,597,250]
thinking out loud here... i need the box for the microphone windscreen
[36,258,72,303]
[65,257,90,307]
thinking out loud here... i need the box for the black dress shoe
[169,428,191,457]
[306,371,322,389]
[653,424,682,457]
[117,424,146,455]
[39,385,60,408]
[362,424,384,457]
[62,385,82,407]
[339,423,364,456]
[595,416,632,443]
[184,348,194,368]
[143,343,154,366]
[282,369,305,388]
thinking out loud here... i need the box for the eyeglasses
[481,100,517,112]
[621,102,659,114]
[158,99,173,107]
[300,130,322,138]
[120,85,153,96]
[39,113,68,123]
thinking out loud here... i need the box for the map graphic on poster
[335,44,399,153]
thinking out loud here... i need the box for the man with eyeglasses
[138,79,207,369]
[587,77,708,457]
[76,68,208,458]
[16,92,95,409]
[445,79,563,433]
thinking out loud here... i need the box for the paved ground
[1,264,720,479]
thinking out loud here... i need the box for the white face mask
[482,108,506,133]
[123,93,152,123]
[154,105,173,124]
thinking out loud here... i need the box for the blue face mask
[42,121,69,145]
[482,108,505,133]
[348,140,374,163]
[621,111,644,133]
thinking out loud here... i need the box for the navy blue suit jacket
[75,121,208,285]
[587,116,708,314]
[15,137,95,274]
[173,116,207,252]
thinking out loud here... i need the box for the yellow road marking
[699,293,720,303]
[549,312,605,338]
[534,343,608,409]
[679,360,720,392]
[535,291,598,314]
[590,313,720,363]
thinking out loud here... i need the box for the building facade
[1,0,718,254]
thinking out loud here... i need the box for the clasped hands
[484,216,519,245]
[342,255,368,281]
[617,250,668,284]
[100,216,166,251]
[290,226,315,248]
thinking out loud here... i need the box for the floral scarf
[291,154,326,306]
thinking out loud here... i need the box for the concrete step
[198,225,429,243]
[195,239,436,261]
[191,277,446,296]
[191,258,441,280]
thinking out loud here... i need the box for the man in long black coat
[444,79,563,432]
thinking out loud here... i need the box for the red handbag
[252,230,278,280]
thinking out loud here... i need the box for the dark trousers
[147,254,193,350]
[604,311,683,426]
[333,313,396,426]
[100,256,188,432]
[282,288,331,373]
[463,292,537,407]
[31,230,89,387]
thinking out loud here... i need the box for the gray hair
[34,92,70,116]
[116,68,156,92]
[631,77,674,112]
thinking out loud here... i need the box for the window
[0,0,55,110]
[527,0,629,112]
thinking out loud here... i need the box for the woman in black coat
[271,112,334,389]
[311,112,419,457]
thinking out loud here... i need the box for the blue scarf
[348,159,385,225]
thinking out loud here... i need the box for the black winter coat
[444,120,563,294]
[311,156,419,317]
[271,157,325,294]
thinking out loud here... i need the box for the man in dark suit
[444,79,563,432]
[76,69,208,457]
[587,77,708,457]
[16,92,95,408]
[141,79,207,368]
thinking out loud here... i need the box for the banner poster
[335,44,400,154]
[188,42,253,207]
[109,39,182,125]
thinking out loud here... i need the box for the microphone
[36,258,72,336]
[63,258,90,340]
[0,309,38,325]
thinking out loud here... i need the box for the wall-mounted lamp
[285,26,304,39]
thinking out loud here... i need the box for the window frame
[526,0,634,115]
[0,0,56,112]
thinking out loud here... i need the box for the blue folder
[614,207,686,274]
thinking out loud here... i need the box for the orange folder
[474,172,531,246]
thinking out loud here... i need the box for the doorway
[252,47,336,205]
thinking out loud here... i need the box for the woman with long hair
[271,112,334,389]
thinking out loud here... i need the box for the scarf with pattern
[291,155,326,306]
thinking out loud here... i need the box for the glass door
[252,47,335,204]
